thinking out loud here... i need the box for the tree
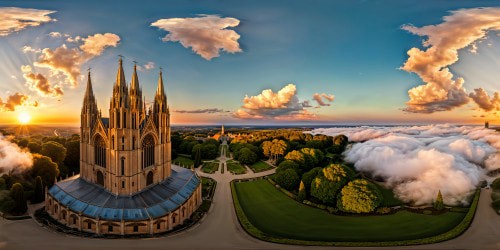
[434,190,444,211]
[27,141,42,153]
[17,138,29,148]
[272,169,300,191]
[333,134,348,147]
[64,140,80,175]
[337,179,382,213]
[276,160,300,175]
[297,180,306,202]
[0,178,5,190]
[238,148,258,165]
[300,148,324,166]
[261,139,287,163]
[10,183,27,215]
[41,141,67,166]
[193,146,202,168]
[30,154,59,187]
[32,176,44,203]
[301,167,322,193]
[310,164,353,205]
[305,140,324,149]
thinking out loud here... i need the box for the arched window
[142,134,155,169]
[94,136,107,168]
[146,171,154,186]
[96,171,104,186]
[121,157,125,176]
[132,137,135,150]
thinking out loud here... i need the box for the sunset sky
[0,0,500,125]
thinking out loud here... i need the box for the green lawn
[201,162,220,174]
[173,156,194,168]
[249,161,273,173]
[227,160,247,174]
[233,179,467,242]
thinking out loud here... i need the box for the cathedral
[45,59,202,235]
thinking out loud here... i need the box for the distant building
[45,59,201,235]
[485,121,489,129]
[213,124,230,142]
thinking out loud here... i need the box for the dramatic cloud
[0,7,55,36]
[469,88,500,112]
[151,15,242,60]
[310,124,500,205]
[0,134,33,173]
[174,108,227,114]
[234,84,316,120]
[23,33,120,96]
[21,65,63,97]
[401,7,500,113]
[312,93,335,107]
[0,92,37,111]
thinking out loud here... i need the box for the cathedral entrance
[147,171,154,186]
[96,171,104,186]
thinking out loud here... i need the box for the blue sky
[0,0,499,125]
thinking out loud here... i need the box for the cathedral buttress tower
[153,70,171,180]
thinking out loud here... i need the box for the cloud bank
[401,7,500,113]
[0,134,33,173]
[0,7,55,36]
[151,15,242,60]
[310,124,500,205]
[174,108,227,114]
[0,92,37,111]
[22,33,120,97]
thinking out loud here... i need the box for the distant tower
[221,124,225,135]
[485,121,489,129]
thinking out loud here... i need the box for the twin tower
[80,58,171,195]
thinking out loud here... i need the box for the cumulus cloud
[234,84,317,120]
[22,33,120,96]
[0,134,33,173]
[0,92,37,111]
[21,65,63,97]
[0,7,55,36]
[469,88,500,112]
[401,7,500,113]
[151,15,242,60]
[310,124,500,205]
[312,93,335,107]
[174,108,227,114]
[48,31,61,38]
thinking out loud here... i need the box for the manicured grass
[233,179,468,243]
[227,160,247,174]
[249,161,273,173]
[172,156,194,168]
[375,183,403,207]
[201,162,220,174]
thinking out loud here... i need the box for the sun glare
[18,112,31,124]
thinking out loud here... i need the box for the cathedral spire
[156,69,166,98]
[130,62,140,92]
[116,56,126,88]
[84,71,94,102]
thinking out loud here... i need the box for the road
[1,143,499,250]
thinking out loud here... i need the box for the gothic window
[94,136,107,168]
[121,157,125,176]
[108,225,113,232]
[96,171,104,186]
[116,112,120,128]
[122,181,125,188]
[142,134,155,169]
[133,225,138,232]
[132,137,135,150]
[146,171,154,186]
[111,136,114,149]
[123,111,127,128]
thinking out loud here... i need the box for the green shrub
[337,179,382,213]
[272,169,300,191]
[491,177,500,191]
[492,199,500,211]
[434,190,444,211]
[297,181,306,202]
[376,207,391,214]
[491,191,500,201]
[10,183,27,215]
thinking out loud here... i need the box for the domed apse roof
[48,165,200,221]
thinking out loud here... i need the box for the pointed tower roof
[156,69,165,97]
[130,63,140,91]
[115,57,126,88]
[83,71,96,105]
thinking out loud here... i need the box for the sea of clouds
[310,124,500,206]
[0,134,33,174]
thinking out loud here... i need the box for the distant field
[249,161,273,173]
[173,156,194,168]
[227,160,246,174]
[201,162,219,174]
[233,179,467,242]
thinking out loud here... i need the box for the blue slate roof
[48,166,199,221]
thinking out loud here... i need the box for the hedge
[231,182,481,247]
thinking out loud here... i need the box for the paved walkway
[1,143,499,249]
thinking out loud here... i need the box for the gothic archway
[96,170,104,186]
[142,134,155,169]
[146,171,154,186]
[94,135,107,168]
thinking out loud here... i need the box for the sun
[18,112,31,125]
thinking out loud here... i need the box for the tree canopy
[30,154,59,187]
[272,168,300,191]
[337,179,382,213]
